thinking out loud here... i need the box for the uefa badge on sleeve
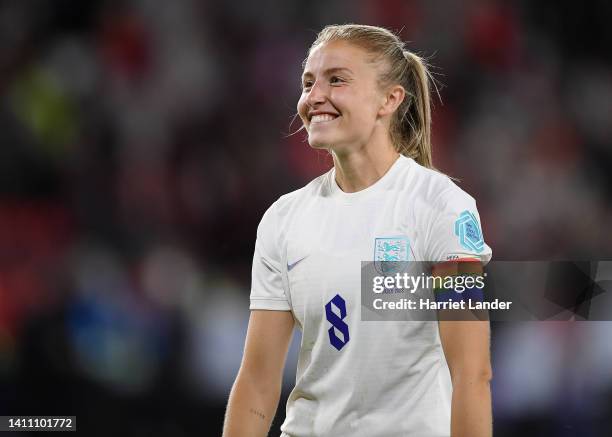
[454,210,484,253]
[374,236,410,275]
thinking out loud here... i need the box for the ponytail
[393,51,434,169]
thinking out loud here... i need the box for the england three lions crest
[374,236,410,274]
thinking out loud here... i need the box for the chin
[307,132,340,150]
[305,135,326,149]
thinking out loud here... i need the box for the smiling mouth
[310,114,340,124]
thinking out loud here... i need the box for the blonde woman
[223,24,493,437]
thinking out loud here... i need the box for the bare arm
[223,310,295,437]
[439,319,493,437]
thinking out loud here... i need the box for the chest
[284,195,422,330]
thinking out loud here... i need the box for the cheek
[344,95,378,126]
[339,89,372,115]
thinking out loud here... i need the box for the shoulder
[259,170,332,230]
[256,171,331,253]
[407,162,491,262]
[404,159,476,215]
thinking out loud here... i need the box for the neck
[331,135,400,193]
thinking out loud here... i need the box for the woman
[223,24,492,437]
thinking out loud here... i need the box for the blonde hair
[306,24,439,169]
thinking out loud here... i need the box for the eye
[302,80,313,90]
[330,76,344,85]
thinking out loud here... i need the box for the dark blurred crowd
[0,0,611,435]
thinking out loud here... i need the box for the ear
[378,85,406,117]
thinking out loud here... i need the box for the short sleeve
[424,185,492,264]
[249,203,291,311]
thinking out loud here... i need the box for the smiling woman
[298,43,382,155]
[223,24,493,437]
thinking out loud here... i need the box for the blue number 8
[325,294,350,351]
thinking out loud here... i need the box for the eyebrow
[301,67,354,79]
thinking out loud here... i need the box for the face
[298,40,386,152]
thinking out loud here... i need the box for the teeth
[311,114,338,123]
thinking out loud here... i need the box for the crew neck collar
[328,154,410,202]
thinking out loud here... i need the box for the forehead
[302,40,373,76]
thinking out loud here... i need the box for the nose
[306,80,327,107]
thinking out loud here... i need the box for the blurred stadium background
[0,0,611,435]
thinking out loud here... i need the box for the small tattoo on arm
[249,408,266,420]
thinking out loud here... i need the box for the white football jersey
[250,155,492,437]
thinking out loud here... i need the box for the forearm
[450,375,492,437]
[222,372,282,437]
